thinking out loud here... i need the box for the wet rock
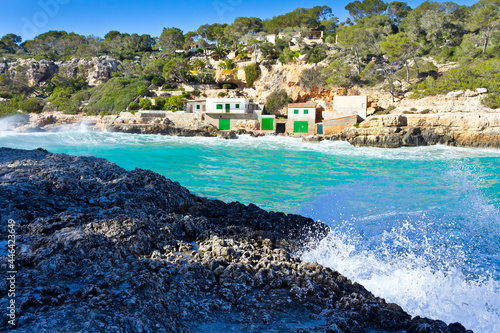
[218,131,237,139]
[0,148,472,332]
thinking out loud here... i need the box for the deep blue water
[1,129,499,332]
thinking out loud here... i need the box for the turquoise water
[1,129,500,332]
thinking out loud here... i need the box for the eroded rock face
[0,57,118,87]
[0,148,472,332]
[337,114,500,149]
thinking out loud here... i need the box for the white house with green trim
[286,103,317,134]
[205,98,256,114]
[184,99,206,113]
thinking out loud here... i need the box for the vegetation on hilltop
[0,0,499,117]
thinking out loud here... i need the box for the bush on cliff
[264,90,292,115]
[128,101,140,111]
[19,98,44,113]
[84,77,148,115]
[244,63,261,88]
[299,66,326,92]
[411,59,500,109]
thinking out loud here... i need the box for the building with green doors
[202,98,262,131]
[286,103,317,135]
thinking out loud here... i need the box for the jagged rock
[447,90,464,97]
[340,114,500,148]
[302,135,324,142]
[0,148,473,332]
[218,130,237,139]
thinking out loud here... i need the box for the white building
[205,98,257,114]
[324,96,368,120]
[286,103,317,134]
[184,99,206,113]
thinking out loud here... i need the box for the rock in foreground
[0,148,472,332]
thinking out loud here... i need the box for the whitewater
[1,128,499,332]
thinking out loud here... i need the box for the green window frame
[235,104,240,109]
[304,109,309,114]
[294,109,299,114]
[216,104,223,110]
[196,105,200,110]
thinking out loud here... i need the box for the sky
[0,0,481,42]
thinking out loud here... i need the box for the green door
[294,121,308,133]
[225,104,230,113]
[219,118,230,130]
[262,118,274,131]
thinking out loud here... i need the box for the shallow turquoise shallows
[1,130,499,333]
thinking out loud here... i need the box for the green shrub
[244,63,261,88]
[191,90,201,96]
[0,97,22,118]
[302,46,327,64]
[84,77,148,114]
[151,76,165,86]
[20,98,44,113]
[385,105,396,113]
[299,66,326,91]
[128,101,140,111]
[264,90,292,115]
[411,59,500,109]
[421,109,431,114]
[164,95,185,111]
[222,84,233,89]
[137,85,150,96]
[139,98,152,110]
[218,92,227,98]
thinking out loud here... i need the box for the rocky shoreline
[2,111,500,149]
[0,148,473,332]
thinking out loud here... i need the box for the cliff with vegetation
[0,147,473,332]
[0,0,499,147]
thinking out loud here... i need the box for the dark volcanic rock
[0,148,472,332]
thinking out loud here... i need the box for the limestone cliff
[338,113,500,148]
[0,56,118,87]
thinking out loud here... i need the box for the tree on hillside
[23,31,86,60]
[387,1,412,24]
[468,0,500,53]
[345,0,389,21]
[380,32,420,82]
[405,1,467,48]
[196,24,215,63]
[163,57,190,84]
[322,59,359,94]
[224,17,263,49]
[0,34,22,54]
[158,27,184,56]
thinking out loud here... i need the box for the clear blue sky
[0,0,480,42]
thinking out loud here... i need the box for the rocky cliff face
[0,148,472,332]
[0,56,118,87]
[337,114,500,148]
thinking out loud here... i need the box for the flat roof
[288,103,317,108]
